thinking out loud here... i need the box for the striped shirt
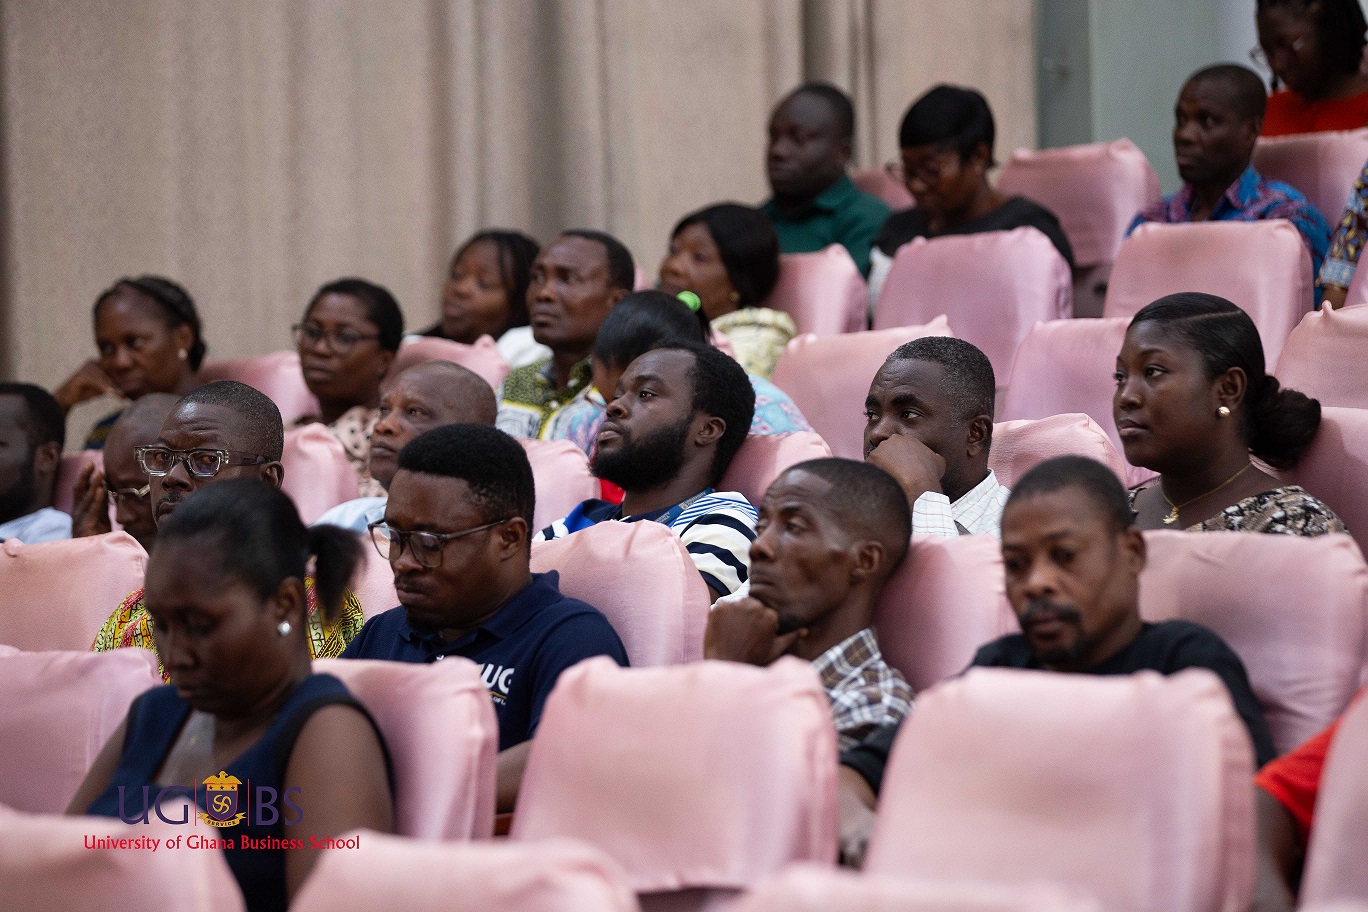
[913,469,1010,538]
[813,627,913,751]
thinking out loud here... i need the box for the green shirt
[761,174,891,277]
[496,357,595,439]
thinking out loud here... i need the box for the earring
[277,620,291,637]
[177,349,188,361]
[728,291,740,303]
[1217,406,1231,418]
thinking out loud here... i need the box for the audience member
[761,82,890,277]
[497,230,633,440]
[537,342,759,600]
[869,85,1074,303]
[70,479,393,911]
[1128,65,1331,284]
[1255,0,1368,136]
[657,203,792,377]
[0,383,69,544]
[54,276,205,450]
[704,458,912,750]
[70,392,178,551]
[294,278,404,498]
[1318,158,1366,309]
[341,424,628,812]
[417,229,548,368]
[1116,293,1344,534]
[313,360,499,534]
[92,381,365,664]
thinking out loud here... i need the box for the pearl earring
[1217,406,1231,418]
[278,620,291,637]
[177,349,188,361]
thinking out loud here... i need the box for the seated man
[497,230,634,440]
[315,360,499,533]
[704,458,912,750]
[92,381,365,661]
[761,82,890,277]
[537,342,759,600]
[0,383,69,544]
[70,392,178,551]
[1128,64,1331,283]
[341,423,628,811]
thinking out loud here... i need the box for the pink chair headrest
[391,335,510,391]
[1276,305,1368,410]
[719,432,832,507]
[522,439,598,533]
[1300,692,1368,907]
[197,350,320,427]
[989,414,1128,488]
[280,423,362,525]
[1252,128,1368,227]
[764,245,869,337]
[1279,407,1368,558]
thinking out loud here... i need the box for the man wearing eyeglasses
[0,383,69,544]
[69,393,178,551]
[340,423,628,813]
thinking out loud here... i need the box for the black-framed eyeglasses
[104,482,151,506]
[292,322,381,354]
[135,446,271,479]
[367,518,510,569]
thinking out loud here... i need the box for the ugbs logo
[199,771,245,828]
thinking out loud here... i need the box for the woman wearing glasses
[293,278,405,498]
[1255,0,1368,136]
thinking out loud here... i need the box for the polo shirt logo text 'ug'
[479,664,515,704]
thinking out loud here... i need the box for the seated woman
[658,203,792,378]
[1114,292,1345,535]
[1255,0,1368,136]
[294,278,404,497]
[869,85,1074,304]
[69,479,393,911]
[417,229,547,368]
[54,276,206,449]
[1318,157,1366,309]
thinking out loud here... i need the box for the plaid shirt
[913,469,1010,538]
[812,628,913,751]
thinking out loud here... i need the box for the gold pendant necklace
[1161,462,1253,525]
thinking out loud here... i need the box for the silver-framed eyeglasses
[105,482,151,506]
[292,322,381,354]
[135,446,271,479]
[367,518,510,569]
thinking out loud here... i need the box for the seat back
[1103,221,1313,367]
[53,451,103,516]
[718,432,832,506]
[197,350,319,426]
[989,415,1128,489]
[0,532,147,651]
[349,529,399,620]
[851,167,914,210]
[874,228,1072,383]
[865,668,1256,912]
[530,522,711,666]
[769,320,954,461]
[1300,693,1368,907]
[763,245,869,337]
[511,657,838,899]
[0,648,161,813]
[1251,128,1368,225]
[997,139,1162,268]
[1279,407,1368,558]
[314,657,497,840]
[1275,305,1368,408]
[522,439,598,533]
[390,334,510,391]
[280,424,361,525]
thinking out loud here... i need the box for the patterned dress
[1130,485,1346,537]
[1319,159,1367,294]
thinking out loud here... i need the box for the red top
[1262,89,1368,137]
[1254,688,1366,841]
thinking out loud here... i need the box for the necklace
[1160,462,1253,525]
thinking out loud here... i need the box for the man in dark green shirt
[761,82,890,277]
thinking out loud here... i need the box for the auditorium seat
[1251,128,1368,227]
[1103,221,1313,367]
[280,424,361,525]
[764,244,869,336]
[523,439,598,533]
[864,668,1255,912]
[197,350,320,426]
[511,657,837,911]
[1275,305,1368,408]
[390,334,510,391]
[0,648,161,813]
[851,167,915,210]
[874,227,1072,385]
[530,521,711,665]
[770,319,954,461]
[1279,407,1368,558]
[314,657,497,840]
[1300,693,1368,908]
[0,532,148,651]
[719,432,832,507]
[53,450,103,516]
[988,414,1128,488]
[348,529,399,619]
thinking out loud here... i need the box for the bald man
[314,360,499,533]
[71,393,178,551]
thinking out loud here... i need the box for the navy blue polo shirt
[340,571,628,750]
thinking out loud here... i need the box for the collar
[536,357,594,395]
[611,488,715,525]
[765,173,859,218]
[399,571,562,656]
[811,627,882,689]
[1176,164,1261,216]
[952,469,1003,512]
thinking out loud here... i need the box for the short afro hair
[1006,455,1133,532]
[396,423,536,528]
[671,203,781,309]
[1184,64,1268,122]
[781,457,911,571]
[0,383,64,450]
[789,82,855,142]
[886,336,995,422]
[306,277,405,352]
[898,84,997,165]
[173,381,285,460]
[652,342,755,484]
[560,229,636,293]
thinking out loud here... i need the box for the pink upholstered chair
[293,832,641,912]
[989,414,1128,488]
[0,648,161,813]
[0,532,147,651]
[1347,261,1368,309]
[1275,305,1368,408]
[1300,693,1368,907]
[391,334,510,391]
[764,245,869,337]
[874,228,1072,384]
[511,657,838,911]
[1103,221,1314,367]
[851,167,915,210]
[197,350,320,426]
[1138,530,1368,755]
[770,319,954,461]
[1252,129,1368,226]
[1279,407,1368,558]
[522,439,598,533]
[280,424,360,525]
[719,432,832,506]
[0,803,244,912]
[873,535,1017,692]
[314,657,497,839]
[732,866,1101,912]
[348,529,399,619]
[530,521,711,665]
[53,451,103,516]
[865,668,1256,912]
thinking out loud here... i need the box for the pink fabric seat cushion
[851,168,915,211]
[1103,221,1313,367]
[522,439,599,533]
[763,244,869,337]
[769,319,953,461]
[280,424,361,525]
[0,531,148,651]
[53,451,103,516]
[391,334,510,391]
[1251,129,1368,227]
[718,432,832,507]
[874,227,1073,383]
[1275,305,1368,409]
[530,521,711,666]
[348,530,399,619]
[865,668,1256,912]
[197,350,320,427]
[313,657,497,840]
[989,414,1128,488]
[1300,693,1368,906]
[292,831,640,912]
[1279,407,1368,559]
[511,657,838,893]
[0,648,161,813]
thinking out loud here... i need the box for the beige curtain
[0,0,1034,439]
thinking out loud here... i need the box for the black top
[841,620,1276,794]
[872,195,1075,269]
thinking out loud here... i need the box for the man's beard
[1019,598,1086,667]
[0,458,36,524]
[591,417,693,493]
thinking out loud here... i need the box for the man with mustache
[0,383,69,544]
